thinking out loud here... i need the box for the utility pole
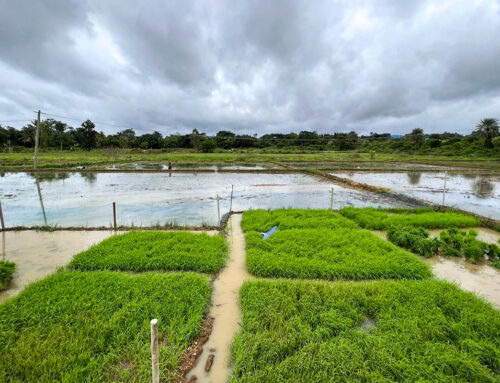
[33,110,41,169]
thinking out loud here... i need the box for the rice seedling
[230,279,500,383]
[241,209,358,233]
[440,228,500,263]
[0,261,16,290]
[69,231,227,273]
[245,228,431,280]
[387,227,440,257]
[0,271,211,382]
[340,207,480,230]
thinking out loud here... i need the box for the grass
[340,207,480,230]
[245,228,431,280]
[69,231,227,273]
[230,279,500,383]
[241,209,358,233]
[0,271,211,382]
[0,261,16,290]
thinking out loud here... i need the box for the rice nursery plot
[340,207,480,230]
[241,209,358,232]
[0,271,211,382]
[231,279,500,383]
[245,228,431,280]
[0,261,16,290]
[69,231,227,273]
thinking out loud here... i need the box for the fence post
[229,185,234,213]
[330,188,334,210]
[442,171,447,206]
[113,202,117,230]
[216,194,221,226]
[151,319,159,383]
[0,200,5,230]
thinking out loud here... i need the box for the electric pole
[34,109,41,169]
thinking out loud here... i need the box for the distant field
[69,231,227,273]
[340,207,481,230]
[0,271,211,382]
[0,149,498,170]
[231,279,500,383]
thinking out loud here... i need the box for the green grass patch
[0,261,16,290]
[241,209,358,232]
[245,228,431,280]
[69,231,227,273]
[231,279,500,383]
[340,207,480,230]
[0,271,210,382]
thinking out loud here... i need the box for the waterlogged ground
[0,230,116,302]
[0,171,417,227]
[105,163,279,170]
[330,171,500,219]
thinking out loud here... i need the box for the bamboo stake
[0,200,5,230]
[113,202,117,230]
[151,319,159,383]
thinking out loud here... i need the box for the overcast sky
[1,0,499,136]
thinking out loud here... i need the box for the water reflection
[407,172,422,185]
[473,178,494,197]
[35,176,48,226]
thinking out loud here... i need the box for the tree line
[0,118,498,153]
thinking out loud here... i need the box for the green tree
[475,118,499,148]
[199,139,216,153]
[409,128,424,148]
[75,120,97,150]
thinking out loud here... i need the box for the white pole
[216,194,221,226]
[229,185,234,213]
[330,188,334,210]
[151,319,159,383]
[442,171,447,206]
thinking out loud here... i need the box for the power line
[40,112,126,129]
[0,119,32,123]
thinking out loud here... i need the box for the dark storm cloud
[0,0,499,135]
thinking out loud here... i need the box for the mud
[186,214,252,383]
[0,230,117,302]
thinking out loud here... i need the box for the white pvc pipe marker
[151,319,159,383]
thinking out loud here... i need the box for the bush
[0,261,16,290]
[199,139,216,153]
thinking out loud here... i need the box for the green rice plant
[387,227,439,258]
[230,279,500,383]
[340,207,480,230]
[245,228,431,280]
[0,261,16,290]
[0,271,211,382]
[493,260,500,269]
[440,228,499,263]
[241,209,358,233]
[69,231,227,273]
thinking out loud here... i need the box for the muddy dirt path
[187,214,252,383]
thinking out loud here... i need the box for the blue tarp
[261,226,278,240]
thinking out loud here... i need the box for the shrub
[69,231,227,273]
[0,261,16,290]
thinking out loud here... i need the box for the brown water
[0,230,117,302]
[370,228,500,309]
[187,214,252,383]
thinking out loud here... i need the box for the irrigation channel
[330,171,500,219]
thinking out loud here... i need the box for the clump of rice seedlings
[0,261,16,290]
[69,231,227,273]
[387,227,440,257]
[231,279,500,383]
[245,228,431,280]
[440,228,500,263]
[0,271,211,382]
[241,209,358,233]
[340,207,480,230]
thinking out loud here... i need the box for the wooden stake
[216,194,221,226]
[229,185,234,213]
[0,200,5,230]
[205,354,215,372]
[113,202,117,230]
[34,110,41,169]
[151,319,159,383]
[330,188,334,210]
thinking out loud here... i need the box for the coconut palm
[475,118,499,148]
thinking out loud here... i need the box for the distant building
[391,134,401,139]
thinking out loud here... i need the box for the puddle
[329,172,500,219]
[360,317,376,331]
[187,214,252,383]
[0,172,417,227]
[425,257,500,309]
[0,230,117,302]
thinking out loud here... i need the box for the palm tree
[475,118,499,148]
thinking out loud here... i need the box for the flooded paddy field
[0,230,116,302]
[330,171,500,219]
[289,161,458,171]
[104,163,280,171]
[0,171,418,228]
